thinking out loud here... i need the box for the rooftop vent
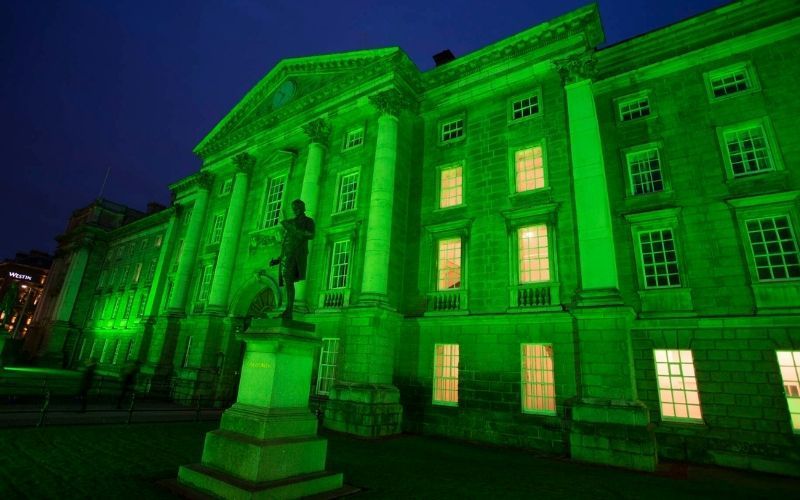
[433,49,456,67]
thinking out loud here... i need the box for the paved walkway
[0,420,797,499]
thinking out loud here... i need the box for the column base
[569,398,657,471]
[574,288,624,308]
[179,464,343,500]
[324,383,402,437]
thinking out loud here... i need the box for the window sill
[318,289,350,310]
[508,283,561,311]
[425,290,468,315]
[725,170,787,197]
[507,112,543,126]
[617,113,659,127]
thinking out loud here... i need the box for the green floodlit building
[25,0,800,474]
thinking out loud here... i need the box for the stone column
[168,173,212,314]
[359,89,405,304]
[324,89,408,438]
[143,210,178,318]
[558,54,621,305]
[556,53,656,471]
[207,153,254,313]
[294,119,330,312]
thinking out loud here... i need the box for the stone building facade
[29,0,800,475]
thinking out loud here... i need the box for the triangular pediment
[195,47,402,159]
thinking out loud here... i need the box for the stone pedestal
[324,382,402,437]
[178,318,343,499]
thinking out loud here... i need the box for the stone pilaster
[168,172,212,314]
[207,153,253,313]
[556,53,620,305]
[556,52,656,471]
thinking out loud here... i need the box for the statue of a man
[269,199,315,320]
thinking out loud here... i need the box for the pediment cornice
[195,49,422,159]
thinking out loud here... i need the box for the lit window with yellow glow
[433,344,459,406]
[521,344,556,414]
[437,238,461,290]
[776,351,800,431]
[439,166,463,208]
[515,147,545,192]
[518,225,550,283]
[654,349,702,421]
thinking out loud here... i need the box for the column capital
[232,152,256,174]
[301,118,331,144]
[368,89,411,117]
[196,172,214,191]
[553,52,597,85]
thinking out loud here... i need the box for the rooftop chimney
[433,49,456,67]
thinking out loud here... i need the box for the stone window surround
[435,160,466,210]
[341,126,365,152]
[620,142,671,198]
[703,60,760,102]
[614,89,655,123]
[317,222,360,310]
[432,343,460,407]
[333,167,360,214]
[260,172,288,230]
[520,343,557,416]
[726,191,800,312]
[716,117,784,181]
[423,219,471,315]
[624,207,694,316]
[438,113,466,145]
[507,87,543,124]
[508,140,548,196]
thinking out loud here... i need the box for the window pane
[440,166,463,208]
[745,216,800,282]
[433,344,459,405]
[437,238,462,290]
[654,349,703,422]
[518,225,550,283]
[515,147,545,192]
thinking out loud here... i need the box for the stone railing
[427,290,467,313]
[319,289,350,309]
[510,283,560,310]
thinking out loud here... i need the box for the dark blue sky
[1,0,728,260]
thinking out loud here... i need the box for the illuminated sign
[9,272,33,281]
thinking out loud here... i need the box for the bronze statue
[269,199,315,319]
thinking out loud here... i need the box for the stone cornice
[301,118,331,144]
[422,4,602,89]
[107,206,174,241]
[169,171,214,197]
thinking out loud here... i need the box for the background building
[27,0,800,475]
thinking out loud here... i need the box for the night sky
[1,0,729,261]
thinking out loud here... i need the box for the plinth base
[179,463,343,500]
[324,383,402,437]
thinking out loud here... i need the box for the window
[132,263,142,284]
[155,235,163,247]
[315,338,340,395]
[336,171,359,213]
[137,290,148,318]
[440,117,464,143]
[120,265,130,287]
[146,258,157,283]
[514,146,545,192]
[745,216,800,281]
[722,124,774,177]
[618,94,651,122]
[511,94,540,121]
[181,336,193,368]
[521,344,556,414]
[209,213,225,244]
[112,340,122,364]
[328,240,351,290]
[518,225,551,283]
[439,165,463,208]
[437,238,461,290]
[626,147,663,195]
[776,351,800,431]
[123,293,134,319]
[197,264,214,301]
[654,349,702,421]
[342,128,364,151]
[638,229,681,288]
[219,178,233,196]
[112,295,122,319]
[707,63,755,99]
[433,344,459,406]
[262,176,286,229]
